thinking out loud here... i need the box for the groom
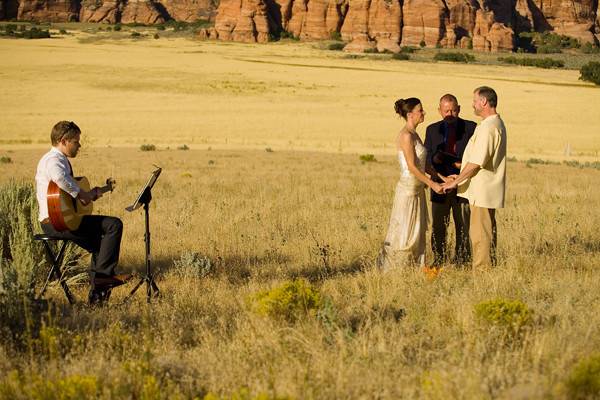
[442,87,507,268]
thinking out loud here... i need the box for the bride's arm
[398,133,443,193]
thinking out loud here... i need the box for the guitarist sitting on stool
[35,120,131,305]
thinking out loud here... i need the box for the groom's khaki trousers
[469,205,497,268]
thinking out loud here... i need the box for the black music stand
[124,167,162,303]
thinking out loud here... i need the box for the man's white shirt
[35,147,80,222]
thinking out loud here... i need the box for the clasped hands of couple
[431,174,459,195]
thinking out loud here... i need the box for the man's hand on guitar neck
[77,188,101,205]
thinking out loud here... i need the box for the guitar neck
[97,179,115,195]
[98,184,113,195]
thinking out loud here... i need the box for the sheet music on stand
[126,166,162,212]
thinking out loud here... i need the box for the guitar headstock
[105,178,116,192]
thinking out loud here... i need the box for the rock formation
[400,0,446,47]
[17,0,80,21]
[367,0,402,52]
[157,0,215,21]
[79,0,119,23]
[3,0,599,50]
[214,0,274,42]
[531,0,599,44]
[120,0,164,24]
[472,8,513,52]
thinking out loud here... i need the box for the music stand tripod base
[123,167,162,303]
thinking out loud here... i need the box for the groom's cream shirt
[458,114,507,209]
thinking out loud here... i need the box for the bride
[378,98,446,270]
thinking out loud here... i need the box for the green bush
[517,31,579,53]
[172,251,213,279]
[5,26,52,39]
[177,144,189,150]
[0,182,46,339]
[581,42,600,54]
[536,44,561,54]
[114,24,122,31]
[391,53,410,60]
[329,31,341,41]
[153,33,159,39]
[140,144,156,151]
[433,52,475,63]
[498,56,564,69]
[0,371,99,400]
[59,29,67,35]
[327,42,345,51]
[363,47,378,54]
[400,46,418,54]
[565,354,600,400]
[131,31,141,38]
[419,40,426,48]
[475,299,532,330]
[279,30,298,41]
[580,61,600,85]
[250,279,322,322]
[359,154,377,163]
[204,388,292,400]
[0,156,12,164]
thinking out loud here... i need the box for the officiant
[424,94,476,266]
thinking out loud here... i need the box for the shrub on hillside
[1,26,51,39]
[279,30,299,41]
[399,46,418,54]
[392,53,410,60]
[434,52,475,63]
[0,156,12,164]
[250,279,322,322]
[517,31,579,53]
[140,144,156,151]
[474,298,532,330]
[579,61,600,85]
[581,42,600,54]
[498,56,564,69]
[328,42,345,51]
[565,354,600,399]
[359,154,377,163]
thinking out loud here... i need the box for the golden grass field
[1,32,600,399]
[1,33,600,160]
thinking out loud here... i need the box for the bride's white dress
[379,138,429,270]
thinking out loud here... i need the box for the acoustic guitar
[47,177,116,232]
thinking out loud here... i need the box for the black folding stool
[34,234,76,304]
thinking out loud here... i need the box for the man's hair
[474,86,498,108]
[51,121,81,145]
[439,93,458,106]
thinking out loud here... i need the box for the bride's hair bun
[394,97,421,120]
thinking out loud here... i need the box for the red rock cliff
[3,0,599,51]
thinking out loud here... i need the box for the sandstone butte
[1,0,599,52]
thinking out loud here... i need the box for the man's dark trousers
[41,215,122,280]
[425,117,475,266]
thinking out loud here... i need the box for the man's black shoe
[93,274,133,289]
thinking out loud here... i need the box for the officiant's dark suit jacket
[424,118,476,203]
